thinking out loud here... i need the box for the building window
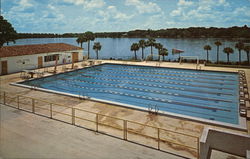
[44,54,59,62]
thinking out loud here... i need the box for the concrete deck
[0,60,249,159]
[0,105,182,159]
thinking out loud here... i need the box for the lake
[5,37,248,62]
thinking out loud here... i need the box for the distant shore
[17,25,250,39]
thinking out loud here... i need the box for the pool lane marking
[78,68,236,85]
[78,72,235,91]
[77,67,237,84]
[54,81,230,112]
[49,71,235,95]
[77,69,235,86]
[100,67,236,82]
[64,78,233,104]
[99,65,238,79]
[92,94,235,120]
[49,84,235,121]
[72,75,235,97]
[99,65,234,77]
[59,78,234,109]
[94,70,235,85]
[41,69,236,96]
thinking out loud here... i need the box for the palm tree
[139,40,146,60]
[84,31,95,59]
[93,42,102,59]
[145,38,156,55]
[203,45,212,62]
[76,34,87,48]
[214,41,222,63]
[154,43,163,61]
[244,45,250,65]
[159,48,168,61]
[130,43,139,60]
[235,41,244,64]
[223,47,234,64]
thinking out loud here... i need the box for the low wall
[200,127,250,159]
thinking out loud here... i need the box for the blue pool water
[20,64,239,125]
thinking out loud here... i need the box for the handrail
[18,95,71,108]
[75,116,96,123]
[0,91,199,159]
[73,107,199,138]
[98,113,125,121]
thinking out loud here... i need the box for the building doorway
[38,56,43,68]
[72,52,79,63]
[1,61,8,75]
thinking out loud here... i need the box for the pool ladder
[148,104,159,114]
[78,92,89,100]
[238,70,249,118]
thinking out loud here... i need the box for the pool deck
[0,104,183,159]
[0,60,249,159]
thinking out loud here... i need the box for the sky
[1,0,250,33]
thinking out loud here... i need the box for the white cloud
[170,9,181,16]
[178,0,193,6]
[170,0,231,22]
[63,0,105,9]
[218,0,230,7]
[142,13,176,30]
[11,0,33,12]
[170,0,194,17]
[108,6,132,20]
[85,0,105,9]
[98,5,133,21]
[45,4,65,20]
[198,0,229,8]
[63,0,85,5]
[20,0,33,8]
[48,4,56,10]
[233,6,250,17]
[3,0,249,33]
[125,0,161,14]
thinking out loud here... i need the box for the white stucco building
[0,43,83,75]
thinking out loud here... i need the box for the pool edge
[11,82,247,132]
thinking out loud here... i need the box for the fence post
[197,137,200,159]
[123,120,127,140]
[96,114,99,132]
[72,108,75,125]
[50,103,53,118]
[3,92,6,105]
[157,128,160,150]
[17,96,20,109]
[32,99,35,113]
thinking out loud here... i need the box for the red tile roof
[0,43,83,58]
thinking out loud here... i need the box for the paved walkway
[0,104,183,159]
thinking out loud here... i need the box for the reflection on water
[5,37,248,62]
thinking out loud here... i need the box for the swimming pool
[19,64,240,125]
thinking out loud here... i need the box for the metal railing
[0,91,200,159]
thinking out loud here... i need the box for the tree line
[14,26,250,39]
[126,26,250,38]
[204,41,250,65]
